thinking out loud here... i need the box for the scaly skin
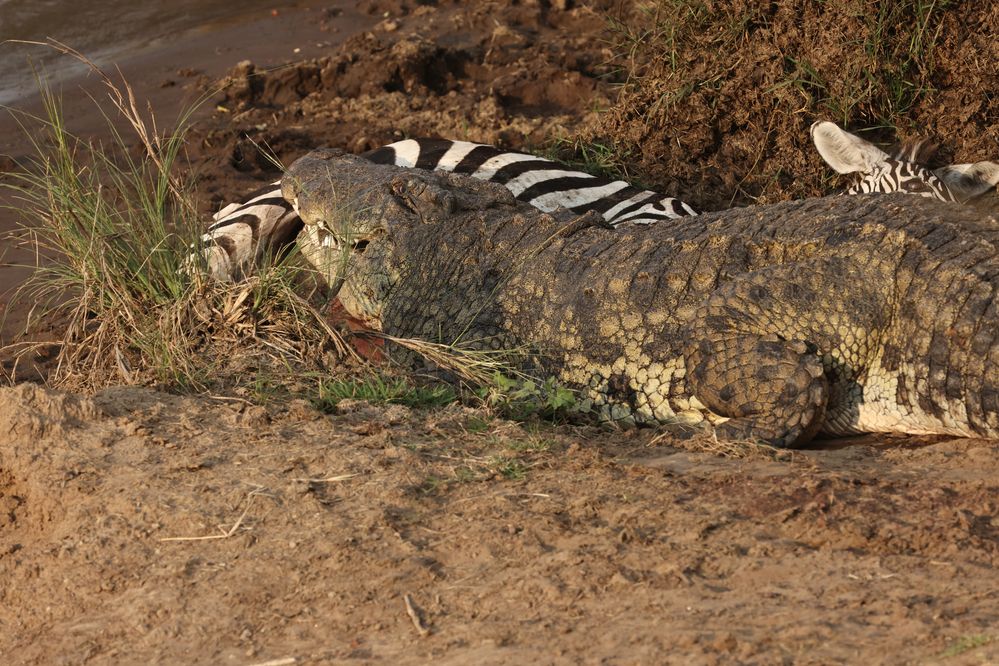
[285,149,999,447]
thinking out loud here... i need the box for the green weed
[770,0,950,129]
[939,634,993,659]
[507,436,554,453]
[1,52,349,390]
[541,135,638,183]
[494,458,529,481]
[478,372,579,422]
[417,475,447,495]
[313,375,458,411]
[464,415,493,433]
[452,467,477,483]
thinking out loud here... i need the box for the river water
[0,0,306,104]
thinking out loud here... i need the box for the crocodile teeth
[314,223,338,249]
[312,220,373,253]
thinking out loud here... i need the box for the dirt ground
[1,0,998,663]
[2,383,997,664]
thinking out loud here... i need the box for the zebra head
[810,121,999,205]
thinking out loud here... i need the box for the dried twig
[159,489,268,542]
[292,473,360,483]
[403,594,430,637]
[247,659,298,666]
[650,428,795,461]
[453,491,553,504]
[375,333,527,386]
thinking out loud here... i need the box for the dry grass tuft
[650,428,796,461]
[376,334,531,387]
[1,49,356,392]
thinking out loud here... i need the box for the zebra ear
[810,121,891,174]
[933,162,999,201]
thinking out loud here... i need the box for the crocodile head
[283,148,490,333]
[282,148,595,358]
[282,148,410,330]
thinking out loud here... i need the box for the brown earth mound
[190,0,622,212]
[593,0,999,211]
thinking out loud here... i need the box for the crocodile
[285,148,999,448]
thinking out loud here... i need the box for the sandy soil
[1,383,997,664]
[0,1,997,663]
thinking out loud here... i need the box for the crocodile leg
[682,255,894,447]
[685,333,829,447]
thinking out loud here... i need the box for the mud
[0,0,998,663]
[187,0,620,216]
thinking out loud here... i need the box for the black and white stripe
[846,157,959,201]
[202,128,999,281]
[200,180,302,280]
[363,138,697,223]
[199,138,698,280]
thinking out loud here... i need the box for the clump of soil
[591,0,999,211]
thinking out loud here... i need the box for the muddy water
[0,0,306,103]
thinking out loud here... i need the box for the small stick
[292,473,360,483]
[159,491,262,542]
[404,594,430,637]
[247,659,297,666]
